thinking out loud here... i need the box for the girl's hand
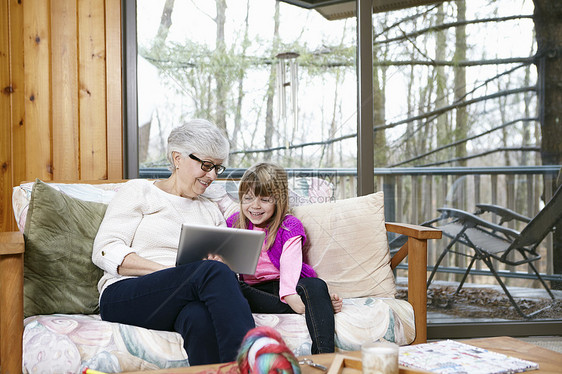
[331,293,343,313]
[284,294,306,314]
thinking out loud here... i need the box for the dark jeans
[99,260,255,365]
[239,277,335,354]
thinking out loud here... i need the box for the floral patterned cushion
[23,298,413,373]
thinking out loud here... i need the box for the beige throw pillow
[292,192,395,299]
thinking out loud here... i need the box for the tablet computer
[176,223,266,274]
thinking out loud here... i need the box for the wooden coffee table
[123,336,562,373]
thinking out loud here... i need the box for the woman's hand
[117,252,170,276]
[205,253,224,263]
[284,294,306,314]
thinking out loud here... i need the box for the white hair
[166,119,230,171]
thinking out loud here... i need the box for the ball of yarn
[237,326,301,374]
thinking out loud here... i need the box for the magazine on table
[399,340,538,374]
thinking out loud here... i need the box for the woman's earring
[176,165,179,170]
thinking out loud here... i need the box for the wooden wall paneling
[78,0,107,180]
[23,0,52,181]
[0,0,25,234]
[51,0,79,180]
[1,0,12,235]
[1,0,126,230]
[105,0,123,179]
[9,0,26,192]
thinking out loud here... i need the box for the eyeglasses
[188,154,226,175]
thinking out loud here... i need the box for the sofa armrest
[0,231,25,374]
[386,223,442,269]
[386,222,441,345]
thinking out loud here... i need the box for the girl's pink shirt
[243,227,303,302]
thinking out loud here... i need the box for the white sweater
[92,179,225,295]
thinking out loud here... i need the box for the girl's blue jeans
[239,277,335,353]
[99,260,255,365]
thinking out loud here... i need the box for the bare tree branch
[389,117,539,167]
[375,15,534,45]
[375,86,536,132]
[230,88,537,156]
[418,146,541,167]
[389,64,531,148]
[144,54,534,69]
[230,133,356,155]
[373,57,534,67]
[375,2,443,37]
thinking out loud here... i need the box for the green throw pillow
[23,179,107,317]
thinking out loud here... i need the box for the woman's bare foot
[331,293,343,313]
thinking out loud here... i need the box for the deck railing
[369,166,562,286]
[140,165,562,285]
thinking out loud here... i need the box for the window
[132,0,357,175]
[126,0,562,332]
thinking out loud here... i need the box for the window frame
[123,0,139,179]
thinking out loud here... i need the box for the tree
[372,16,389,167]
[139,0,175,164]
[231,0,251,155]
[434,3,451,161]
[533,0,562,288]
[453,0,468,167]
[533,0,562,167]
[263,1,280,163]
[214,0,228,132]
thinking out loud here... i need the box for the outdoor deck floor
[395,277,562,324]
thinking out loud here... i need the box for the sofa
[0,179,441,373]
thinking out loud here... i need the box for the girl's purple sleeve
[226,212,240,228]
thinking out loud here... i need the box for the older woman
[92,119,255,365]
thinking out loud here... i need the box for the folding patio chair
[425,184,562,318]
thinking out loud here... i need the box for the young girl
[227,162,343,354]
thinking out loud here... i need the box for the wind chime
[276,52,299,149]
